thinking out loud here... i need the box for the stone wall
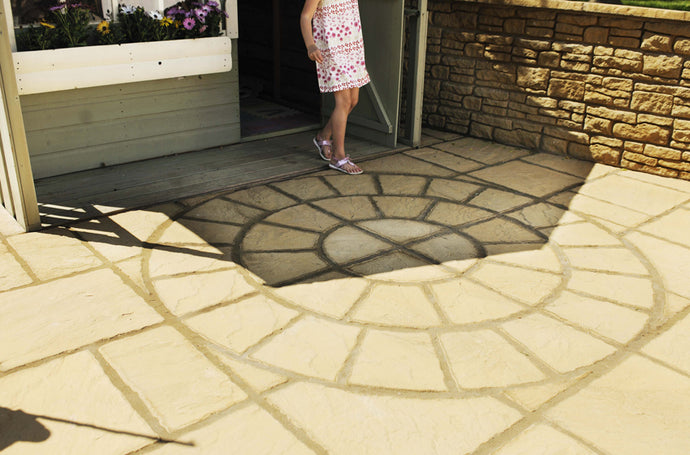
[423,0,690,179]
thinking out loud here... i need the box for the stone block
[559,100,586,114]
[494,127,540,149]
[561,61,590,72]
[676,130,690,143]
[505,18,526,34]
[475,86,510,101]
[611,27,642,38]
[643,55,683,78]
[658,159,690,171]
[600,18,642,29]
[641,33,672,53]
[477,34,513,46]
[513,47,538,59]
[470,121,494,138]
[684,152,690,160]
[431,65,450,79]
[552,43,593,54]
[592,135,624,147]
[594,46,614,56]
[584,91,613,105]
[623,151,658,166]
[584,27,608,44]
[612,123,670,144]
[548,79,585,100]
[681,171,690,180]
[556,23,584,36]
[541,135,569,154]
[544,126,589,143]
[644,144,682,160]
[630,92,673,115]
[638,114,673,127]
[538,51,561,68]
[515,38,551,51]
[584,116,613,134]
[517,66,550,90]
[622,159,679,177]
[526,95,558,108]
[465,43,485,57]
[526,27,554,38]
[625,141,645,153]
[593,56,642,74]
[672,103,690,119]
[608,36,640,49]
[646,21,690,38]
[590,143,622,165]
[674,38,690,56]
[587,106,636,123]
[441,81,473,96]
[427,114,446,128]
[464,96,483,111]
[670,141,690,151]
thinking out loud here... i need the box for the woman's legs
[317,87,361,172]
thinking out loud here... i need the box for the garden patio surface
[1,130,690,454]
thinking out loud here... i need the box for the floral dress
[312,0,370,93]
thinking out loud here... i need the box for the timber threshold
[34,131,401,227]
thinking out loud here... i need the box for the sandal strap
[316,138,332,146]
[335,155,353,166]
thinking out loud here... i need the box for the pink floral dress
[312,0,370,93]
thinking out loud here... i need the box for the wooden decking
[34,131,404,227]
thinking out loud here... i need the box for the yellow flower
[160,17,173,27]
[97,20,110,34]
[40,21,55,29]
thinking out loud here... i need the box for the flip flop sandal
[313,136,332,161]
[329,155,363,175]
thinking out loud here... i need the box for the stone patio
[2,131,690,454]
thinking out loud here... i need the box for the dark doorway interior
[238,0,321,139]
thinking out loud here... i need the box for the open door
[323,0,405,148]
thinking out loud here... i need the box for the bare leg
[322,88,361,173]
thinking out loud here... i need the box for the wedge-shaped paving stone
[372,196,430,218]
[378,174,428,195]
[324,226,392,264]
[639,209,690,245]
[434,137,530,164]
[0,244,32,291]
[364,154,456,176]
[548,222,621,246]
[359,219,442,243]
[7,229,102,280]
[313,196,378,220]
[427,202,493,226]
[470,161,582,198]
[470,263,562,305]
[250,316,360,380]
[620,168,690,192]
[568,270,655,309]
[242,251,328,285]
[464,218,545,243]
[546,355,690,455]
[565,193,649,228]
[225,185,298,210]
[426,179,481,201]
[348,330,446,391]
[172,219,242,245]
[441,330,545,388]
[546,291,648,343]
[642,313,690,376]
[216,355,287,392]
[325,174,378,195]
[493,423,597,455]
[523,153,595,178]
[263,205,340,232]
[502,314,616,374]
[71,218,146,263]
[185,198,264,224]
[185,295,299,354]
[0,269,161,371]
[410,233,480,263]
[405,148,483,172]
[578,174,689,216]
[352,256,454,282]
[351,283,441,328]
[489,246,563,273]
[242,224,320,251]
[504,375,583,411]
[0,351,155,454]
[268,381,522,455]
[665,292,690,319]
[270,277,369,318]
[563,246,648,275]
[509,202,571,230]
[469,189,533,212]
[431,279,525,324]
[271,177,337,200]
[147,244,229,278]
[153,268,257,316]
[100,326,247,432]
[625,232,690,299]
[146,404,316,455]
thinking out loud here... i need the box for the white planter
[13,35,232,95]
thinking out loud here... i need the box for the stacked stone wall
[423,0,690,179]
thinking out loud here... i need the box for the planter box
[13,35,232,95]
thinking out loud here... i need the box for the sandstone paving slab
[492,423,597,455]
[215,355,287,393]
[323,226,392,264]
[410,233,480,263]
[250,316,360,380]
[522,153,596,179]
[241,251,328,285]
[426,202,493,226]
[184,198,264,224]
[359,219,442,243]
[325,174,378,195]
[545,291,649,343]
[562,246,649,275]
[502,314,616,374]
[0,351,155,454]
[6,229,102,281]
[567,270,655,309]
[184,294,299,354]
[0,243,32,291]
[624,232,690,300]
[271,177,337,201]
[618,168,690,193]
[547,222,622,247]
[431,279,525,324]
[576,173,689,216]
[145,404,316,455]
[153,268,257,316]
[488,246,563,273]
[638,208,690,246]
[665,293,690,319]
[263,205,341,232]
[349,283,441,328]
[362,154,456,177]
[425,178,481,201]
[224,186,298,211]
[270,277,369,318]
[0,268,162,371]
[503,376,583,412]
[372,196,430,218]
[641,312,690,376]
[507,202,569,229]
[564,192,650,228]
[99,326,247,432]
[469,262,562,306]
[469,161,583,198]
[147,244,229,278]
[440,330,546,388]
[353,258,455,282]
[267,381,523,455]
[469,189,533,212]
[171,219,242,246]
[241,224,320,252]
[113,256,148,292]
[378,174,428,195]
[312,196,378,220]
[463,218,545,243]
[404,148,484,173]
[434,137,530,164]
[545,355,690,455]
[348,330,447,391]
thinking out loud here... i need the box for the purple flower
[194,9,207,22]
[207,1,219,8]
[183,17,195,30]
[49,4,65,11]
[199,25,207,33]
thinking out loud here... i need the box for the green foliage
[622,0,690,11]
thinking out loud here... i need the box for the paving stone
[378,174,428,195]
[153,268,257,316]
[434,138,530,164]
[464,218,545,243]
[469,189,533,212]
[427,202,493,226]
[502,314,616,373]
[639,209,690,245]
[469,263,562,305]
[169,219,242,245]
[565,193,650,227]
[350,283,441,328]
[618,168,690,193]
[522,153,596,179]
[441,330,546,388]
[100,326,246,432]
[323,226,392,264]
[250,316,360,380]
[242,251,329,285]
[372,196,430,218]
[426,179,481,201]
[363,154,456,177]
[70,218,145,263]
[184,295,299,354]
[625,232,690,299]
[484,243,544,256]
[489,246,563,273]
[0,243,32,291]
[185,198,264,224]
[492,423,597,455]
[263,205,341,232]
[577,174,689,216]
[0,269,161,371]
[216,356,287,392]
[325,174,379,195]
[113,256,147,291]
[6,229,102,280]
[349,253,450,281]
[568,270,655,309]
[405,148,484,173]
[563,246,649,274]
[241,224,320,252]
[147,244,229,278]
[348,330,447,391]
[665,293,690,319]
[507,202,569,228]
[642,312,690,376]
[312,196,378,220]
[546,355,690,455]
[146,404,316,455]
[271,177,337,200]
[548,222,622,246]
[470,161,582,197]
[107,205,182,242]
[546,291,649,343]
[267,381,522,455]
[504,376,583,411]
[359,219,442,243]
[0,351,155,454]
[270,277,368,318]
[225,186,298,211]
[431,279,525,324]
